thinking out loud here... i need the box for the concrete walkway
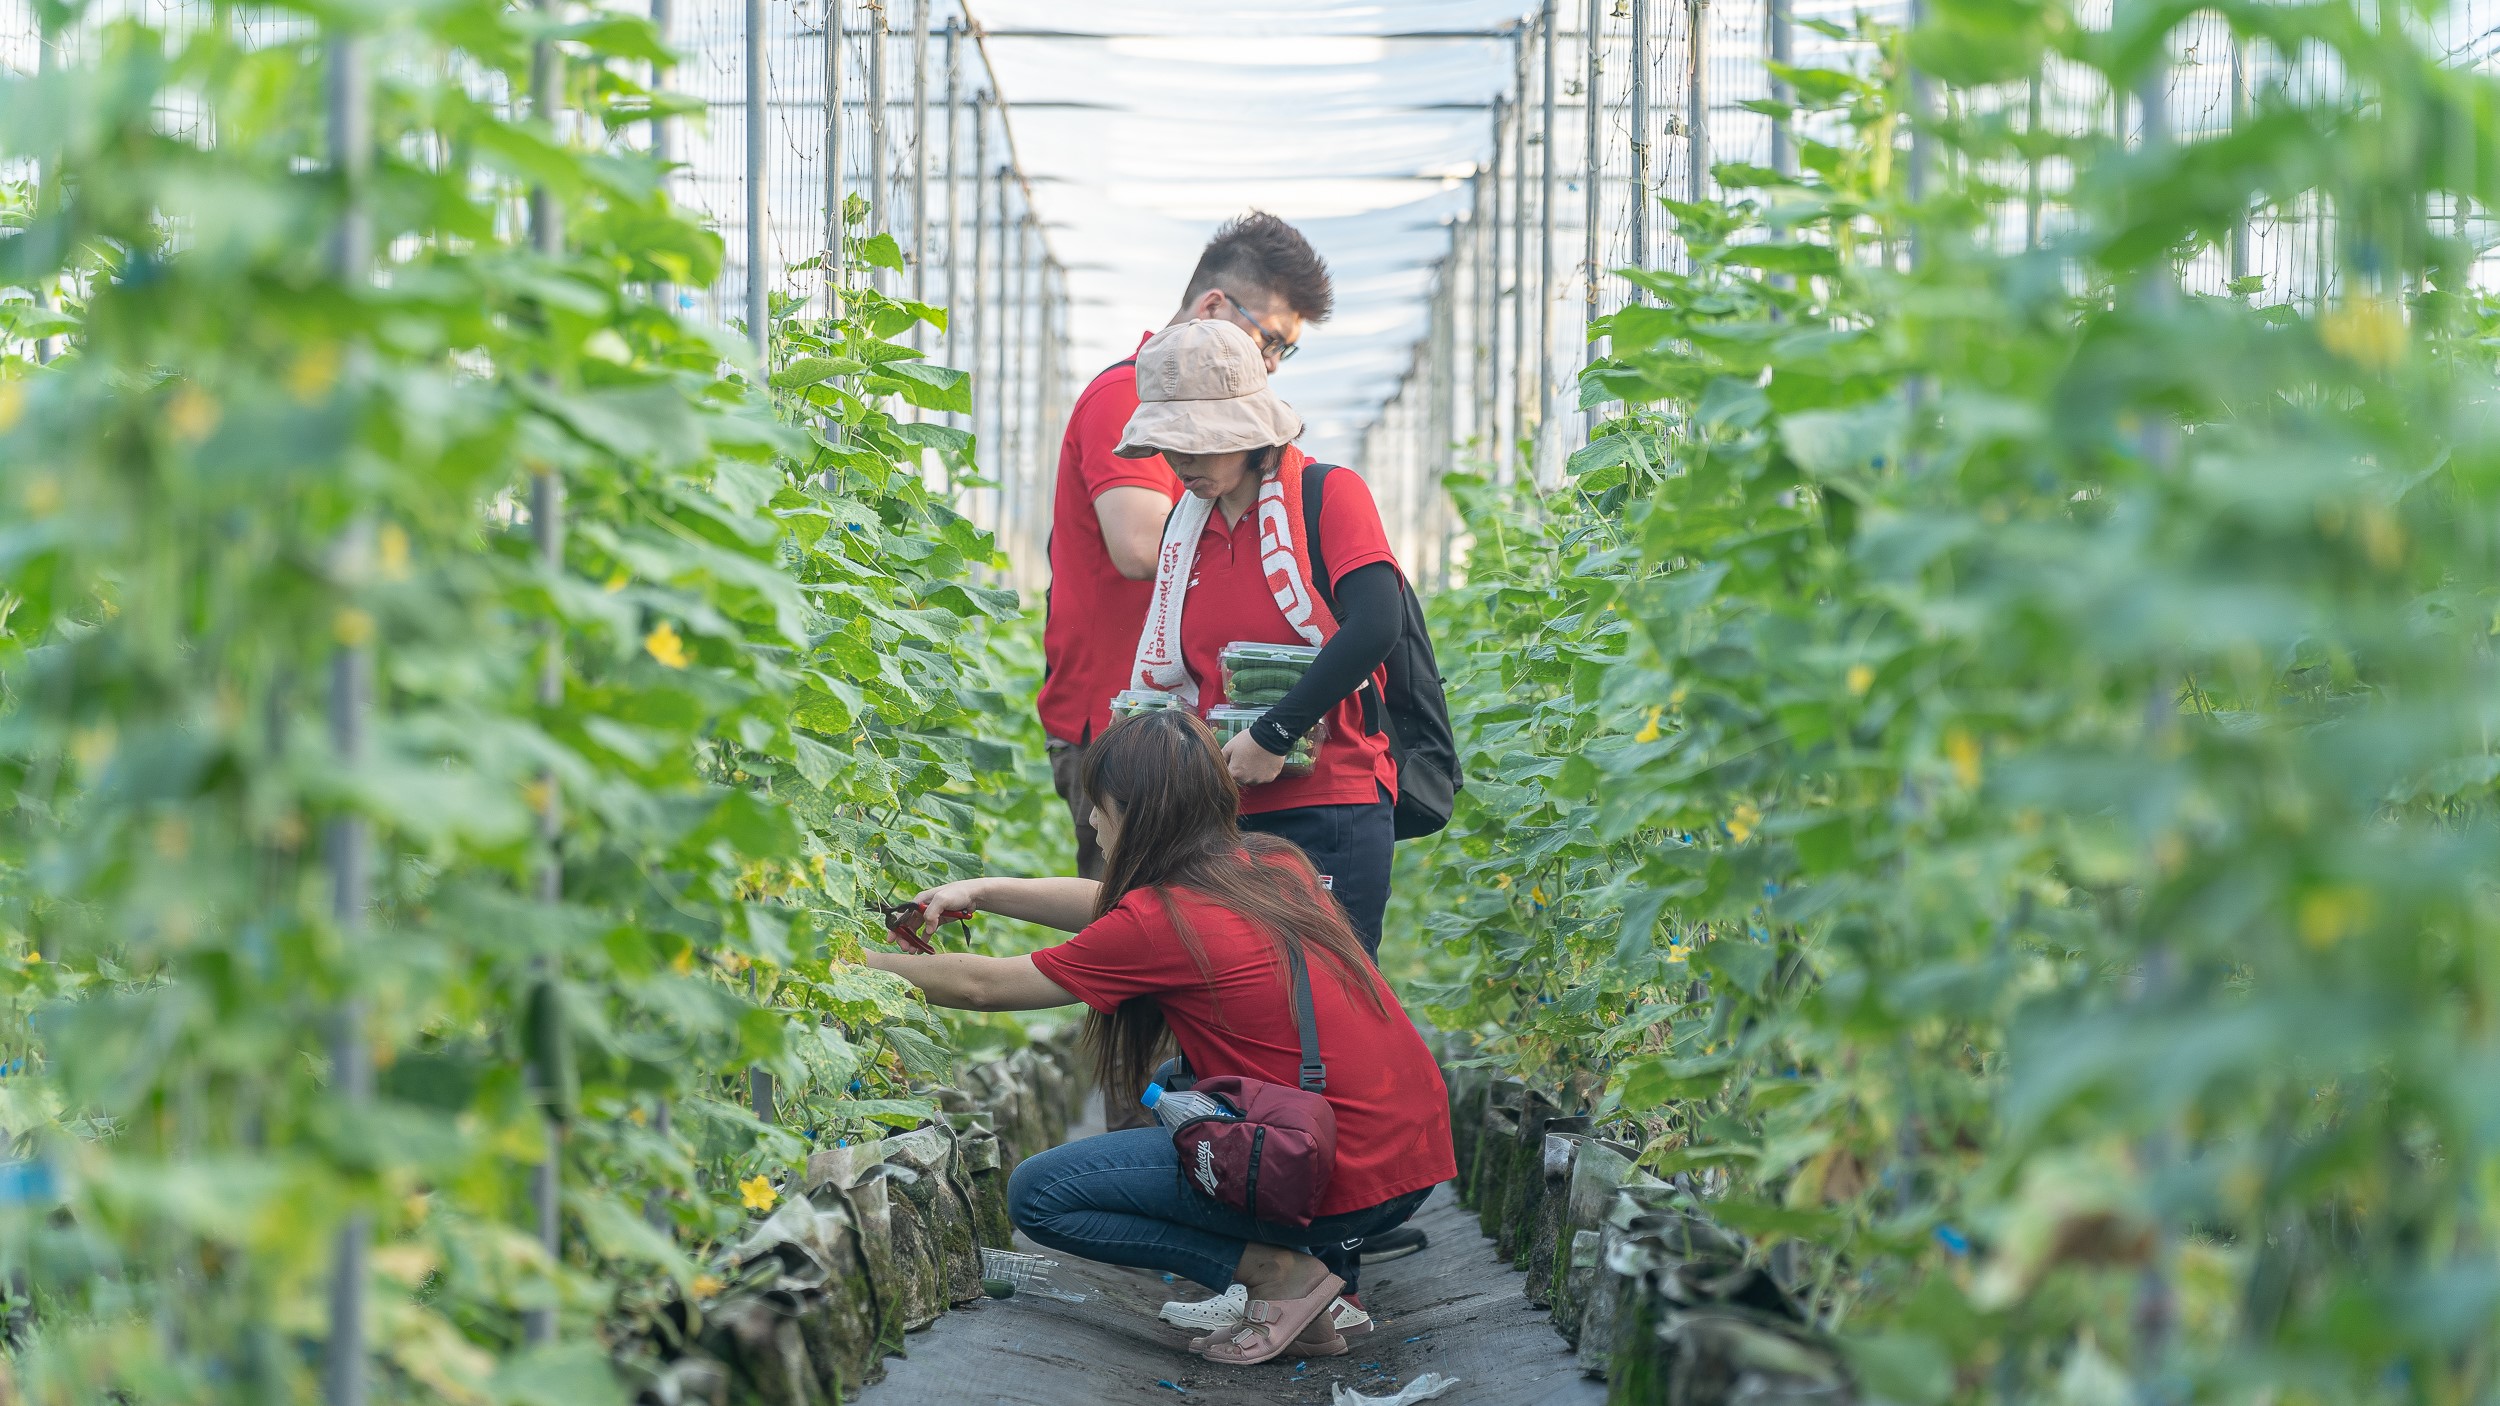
[856,1102,1604,1406]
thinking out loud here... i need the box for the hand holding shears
[870,896,975,954]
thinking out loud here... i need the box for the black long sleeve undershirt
[1247,561,1402,756]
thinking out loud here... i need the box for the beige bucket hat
[1114,318,1306,459]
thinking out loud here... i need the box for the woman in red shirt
[863,711,1456,1366]
[1112,319,1409,957]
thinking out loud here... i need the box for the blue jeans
[1007,1127,1432,1293]
[1242,784,1394,957]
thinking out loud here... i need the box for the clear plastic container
[1110,688,1188,720]
[1205,706,1319,778]
[1218,641,1320,708]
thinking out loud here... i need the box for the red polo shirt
[1028,865,1457,1215]
[1038,335,1183,746]
[1183,448,1400,815]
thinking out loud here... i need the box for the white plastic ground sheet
[970,2,1533,463]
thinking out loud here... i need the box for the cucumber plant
[0,2,1049,1398]
[1401,5,2500,1399]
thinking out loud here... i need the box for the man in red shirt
[1038,212,1334,880]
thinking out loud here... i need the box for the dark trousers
[1048,740,1104,882]
[1241,786,1394,957]
[1009,1128,1430,1294]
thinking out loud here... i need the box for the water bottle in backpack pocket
[1140,1081,1232,1129]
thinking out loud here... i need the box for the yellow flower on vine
[332,607,375,647]
[1728,802,1760,844]
[2298,887,2371,949]
[167,385,221,441]
[1494,873,1511,890]
[2319,294,2406,372]
[1635,705,1664,743]
[1945,727,1983,789]
[1846,664,1874,697]
[691,1273,724,1300]
[377,523,411,581]
[645,621,690,669]
[739,1175,778,1211]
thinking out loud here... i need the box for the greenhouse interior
[3,0,2498,1400]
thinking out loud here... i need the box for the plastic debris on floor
[975,1247,1089,1304]
[1329,1372,1463,1405]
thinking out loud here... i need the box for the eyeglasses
[1220,290,1299,362]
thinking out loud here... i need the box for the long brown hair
[1076,709,1385,1099]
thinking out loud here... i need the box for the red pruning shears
[871,899,973,955]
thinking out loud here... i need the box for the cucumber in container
[1204,706,1320,779]
[1219,641,1320,708]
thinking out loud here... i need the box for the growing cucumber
[1227,666,1307,694]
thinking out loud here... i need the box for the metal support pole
[1015,213,1035,563]
[993,166,1012,541]
[1906,0,1933,214]
[652,0,673,175]
[1768,0,1792,177]
[524,0,565,1349]
[1629,0,1649,279]
[2228,39,2248,282]
[1537,0,1558,444]
[1584,0,1604,429]
[943,20,961,382]
[1476,169,1496,464]
[1485,102,1504,465]
[2024,75,2043,251]
[745,0,767,354]
[1688,0,1709,205]
[31,11,56,365]
[826,0,845,304]
[908,0,930,323]
[868,0,889,243]
[322,26,371,1406]
[1512,23,1531,458]
[970,97,990,492]
[1432,277,1458,587]
[652,0,677,316]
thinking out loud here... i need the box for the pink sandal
[1190,1311,1349,1358]
[1198,1271,1345,1366]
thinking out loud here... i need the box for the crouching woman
[861,709,1456,1366]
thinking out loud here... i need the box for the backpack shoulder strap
[1285,941,1326,1092]
[1301,461,1337,619]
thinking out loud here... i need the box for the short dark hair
[1180,211,1333,324]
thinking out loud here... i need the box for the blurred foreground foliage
[1400,3,2500,1401]
[0,1,1061,1400]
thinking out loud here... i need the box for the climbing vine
[1404,5,2500,1400]
[0,2,1054,1400]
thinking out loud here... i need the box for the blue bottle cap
[1141,1082,1165,1107]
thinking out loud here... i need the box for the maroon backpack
[1167,943,1339,1227]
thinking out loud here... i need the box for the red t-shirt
[1028,872,1457,1216]
[1038,336,1183,745]
[1182,447,1400,814]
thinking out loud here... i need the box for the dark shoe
[1355,1226,1429,1264]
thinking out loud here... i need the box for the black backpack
[1300,462,1463,841]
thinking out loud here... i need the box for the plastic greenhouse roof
[970,1,1536,463]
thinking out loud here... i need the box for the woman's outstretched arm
[861,950,1079,1012]
[854,875,1101,1010]
[911,875,1102,933]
